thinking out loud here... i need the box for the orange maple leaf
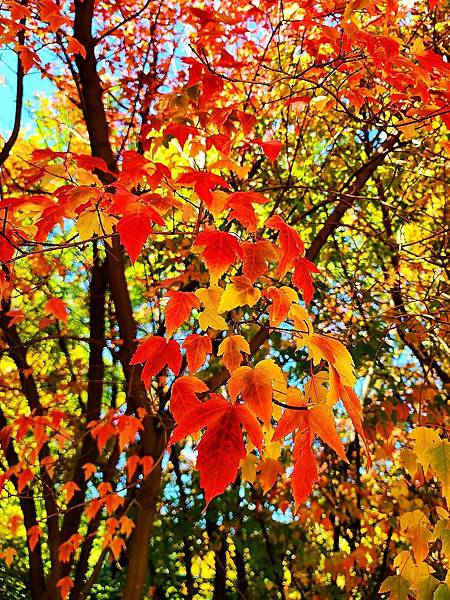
[228,365,273,424]
[27,524,43,552]
[241,240,279,282]
[182,334,212,372]
[56,576,74,600]
[44,297,68,322]
[217,335,250,373]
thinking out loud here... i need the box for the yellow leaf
[409,575,439,600]
[240,454,259,484]
[250,359,286,420]
[218,276,261,313]
[262,426,281,460]
[397,118,418,141]
[400,449,419,476]
[310,95,329,112]
[76,211,114,240]
[434,583,450,600]
[410,526,432,563]
[289,304,313,340]
[393,551,433,585]
[195,286,228,331]
[410,427,441,472]
[379,575,410,600]
[436,507,449,520]
[305,334,355,387]
[218,335,250,373]
[431,518,450,558]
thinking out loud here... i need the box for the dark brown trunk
[60,248,106,594]
[105,237,167,599]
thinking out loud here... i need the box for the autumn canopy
[0,0,448,598]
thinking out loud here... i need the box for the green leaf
[428,441,450,503]
[379,575,410,600]
[434,584,450,600]
[410,575,440,600]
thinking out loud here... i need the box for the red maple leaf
[169,394,262,507]
[253,138,283,162]
[226,191,269,233]
[165,291,200,337]
[177,170,230,205]
[267,215,305,277]
[292,257,320,304]
[116,205,165,264]
[169,376,207,422]
[56,576,74,600]
[130,336,182,387]
[44,297,68,322]
[164,123,199,147]
[194,229,242,283]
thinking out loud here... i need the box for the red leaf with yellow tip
[165,291,200,337]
